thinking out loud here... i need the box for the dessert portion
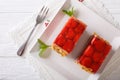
[52,17,87,56]
[76,34,112,73]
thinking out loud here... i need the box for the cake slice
[76,34,112,73]
[52,17,87,56]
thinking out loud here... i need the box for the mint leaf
[38,39,50,56]
[39,48,47,56]
[62,7,74,16]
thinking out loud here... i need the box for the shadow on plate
[67,31,90,59]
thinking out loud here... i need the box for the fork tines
[39,6,49,20]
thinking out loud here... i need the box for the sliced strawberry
[62,39,74,53]
[71,20,78,28]
[78,20,86,29]
[99,44,111,63]
[74,26,83,33]
[93,51,103,62]
[66,17,74,28]
[91,36,105,51]
[80,56,92,68]
[74,25,81,33]
[74,24,85,34]
[68,17,74,23]
[84,45,94,57]
[66,29,75,39]
[90,62,100,73]
[54,35,66,47]
[60,26,69,36]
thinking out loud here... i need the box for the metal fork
[17,6,49,56]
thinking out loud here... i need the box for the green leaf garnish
[62,7,74,16]
[38,39,50,56]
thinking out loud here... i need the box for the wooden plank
[112,14,120,24]
[101,0,120,9]
[109,9,120,14]
[0,13,32,56]
[0,58,41,80]
[0,0,47,12]
[0,13,32,26]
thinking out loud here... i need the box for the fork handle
[17,24,37,56]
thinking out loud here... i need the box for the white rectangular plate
[30,0,120,80]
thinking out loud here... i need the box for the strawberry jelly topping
[84,45,94,57]
[73,33,81,43]
[66,29,75,39]
[63,40,74,53]
[90,62,101,73]
[80,57,92,67]
[77,34,112,73]
[55,35,66,47]
[54,17,86,53]
[93,52,103,62]
[92,37,105,51]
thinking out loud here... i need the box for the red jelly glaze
[60,27,69,36]
[73,33,81,43]
[54,34,66,47]
[90,62,101,73]
[66,28,75,39]
[80,57,92,67]
[63,39,74,53]
[71,19,78,28]
[91,36,105,51]
[54,17,86,54]
[75,24,85,33]
[84,45,94,57]
[77,34,112,73]
[77,55,85,63]
[93,51,103,62]
[104,43,112,56]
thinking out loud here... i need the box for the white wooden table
[0,0,120,80]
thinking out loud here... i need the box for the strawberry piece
[66,17,78,28]
[65,17,74,28]
[76,34,112,73]
[55,35,66,47]
[80,57,92,68]
[77,55,84,63]
[99,44,111,63]
[84,45,94,57]
[74,25,81,33]
[75,22,86,33]
[79,20,86,27]
[71,19,78,28]
[90,62,101,73]
[93,51,103,62]
[60,26,68,36]
[91,36,105,51]
[75,24,85,33]
[63,39,74,53]
[53,17,87,56]
[67,17,73,24]
[66,29,75,39]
